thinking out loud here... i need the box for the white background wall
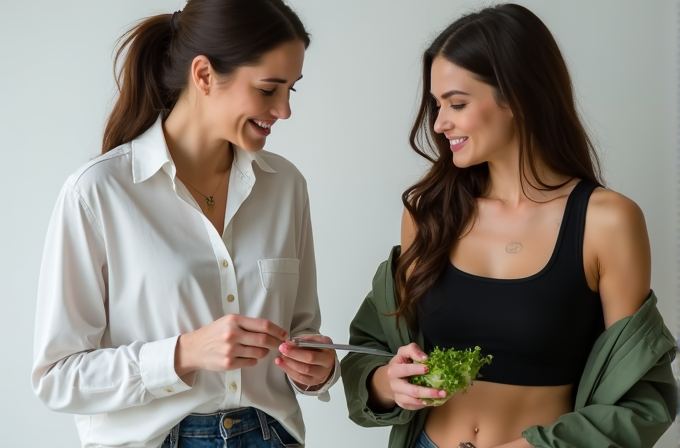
[0,0,677,447]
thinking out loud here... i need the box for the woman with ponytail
[31,1,338,447]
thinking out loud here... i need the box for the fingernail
[423,366,429,373]
[439,391,446,397]
[420,354,428,360]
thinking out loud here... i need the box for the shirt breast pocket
[257,258,300,299]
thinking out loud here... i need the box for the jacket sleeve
[341,289,419,427]
[522,350,676,448]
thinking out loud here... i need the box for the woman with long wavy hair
[342,4,675,448]
[31,1,338,446]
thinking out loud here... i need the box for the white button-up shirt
[32,118,339,447]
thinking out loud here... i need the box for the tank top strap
[555,179,600,269]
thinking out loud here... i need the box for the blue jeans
[161,407,301,448]
[415,431,439,448]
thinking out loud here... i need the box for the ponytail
[102,15,175,153]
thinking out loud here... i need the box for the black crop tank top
[418,180,605,386]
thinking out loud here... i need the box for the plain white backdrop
[0,0,677,447]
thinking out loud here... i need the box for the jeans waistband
[164,406,277,446]
[187,407,273,438]
[416,430,440,448]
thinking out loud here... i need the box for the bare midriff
[423,381,573,448]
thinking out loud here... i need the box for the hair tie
[171,10,181,32]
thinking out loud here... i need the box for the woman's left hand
[275,335,336,390]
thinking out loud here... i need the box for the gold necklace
[179,169,229,213]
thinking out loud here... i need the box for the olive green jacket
[341,246,677,448]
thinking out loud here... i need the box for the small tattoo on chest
[506,242,523,254]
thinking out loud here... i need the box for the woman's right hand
[370,343,447,411]
[175,314,288,377]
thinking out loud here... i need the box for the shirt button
[165,388,173,393]
[222,259,228,268]
[230,381,238,391]
[227,294,235,303]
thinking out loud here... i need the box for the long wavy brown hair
[394,3,604,330]
[102,0,310,154]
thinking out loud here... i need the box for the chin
[452,155,473,169]
[244,143,265,152]
[235,138,265,152]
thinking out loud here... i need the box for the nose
[270,97,292,120]
[433,108,453,134]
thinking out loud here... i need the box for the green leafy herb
[408,346,492,406]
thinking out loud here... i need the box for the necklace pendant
[206,196,215,212]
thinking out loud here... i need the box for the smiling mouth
[249,119,272,130]
[449,136,469,153]
[248,119,273,136]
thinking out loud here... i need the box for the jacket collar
[378,245,424,349]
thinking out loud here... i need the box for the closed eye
[451,104,467,111]
[260,87,297,96]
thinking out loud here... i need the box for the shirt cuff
[139,336,193,398]
[288,355,340,403]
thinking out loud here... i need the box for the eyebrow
[432,89,470,100]
[259,75,304,84]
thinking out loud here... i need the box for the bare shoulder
[586,187,651,326]
[587,187,647,232]
[586,186,650,268]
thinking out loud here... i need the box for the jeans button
[222,417,241,429]
[223,418,234,429]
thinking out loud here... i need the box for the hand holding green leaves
[409,346,492,405]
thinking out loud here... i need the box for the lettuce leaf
[408,346,492,406]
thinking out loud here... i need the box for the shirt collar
[233,145,276,183]
[131,116,276,184]
[131,117,174,184]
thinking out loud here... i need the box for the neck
[162,94,233,179]
[485,146,571,207]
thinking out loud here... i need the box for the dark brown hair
[394,3,603,329]
[102,0,310,153]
